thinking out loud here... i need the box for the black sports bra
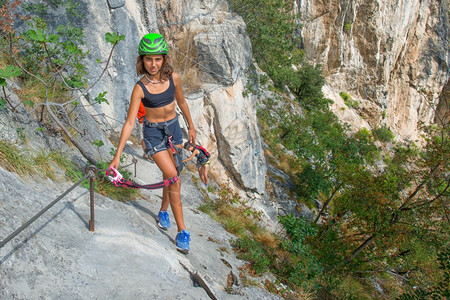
[136,77,175,108]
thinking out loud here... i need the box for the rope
[0,173,91,249]
[106,117,184,189]
[107,167,179,189]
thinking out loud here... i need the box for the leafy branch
[2,13,125,165]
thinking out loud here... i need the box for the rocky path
[0,145,280,299]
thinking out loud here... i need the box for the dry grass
[17,76,71,106]
[0,140,36,177]
[253,231,279,249]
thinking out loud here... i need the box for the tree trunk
[46,104,97,165]
[347,235,376,262]
[314,182,342,223]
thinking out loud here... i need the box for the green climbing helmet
[138,33,168,55]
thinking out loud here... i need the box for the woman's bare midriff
[144,101,177,123]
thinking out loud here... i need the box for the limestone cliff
[70,0,265,193]
[298,0,449,141]
[0,2,273,297]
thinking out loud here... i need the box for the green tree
[293,63,330,110]
[228,0,303,90]
[1,2,124,164]
[312,123,449,291]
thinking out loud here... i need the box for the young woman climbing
[109,33,196,253]
[183,142,210,185]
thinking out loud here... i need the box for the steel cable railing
[0,165,107,249]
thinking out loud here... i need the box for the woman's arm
[173,72,196,144]
[183,149,199,163]
[109,84,143,169]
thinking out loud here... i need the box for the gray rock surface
[0,149,280,299]
[298,0,449,141]
[107,0,125,9]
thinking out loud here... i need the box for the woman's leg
[152,147,186,232]
[197,166,203,183]
[203,165,209,185]
[198,166,205,184]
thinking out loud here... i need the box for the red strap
[168,135,176,153]
[114,176,178,190]
[107,167,178,190]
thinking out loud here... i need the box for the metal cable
[0,173,91,249]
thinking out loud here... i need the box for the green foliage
[0,143,139,201]
[91,139,104,147]
[105,32,125,45]
[0,65,21,109]
[49,150,80,181]
[277,108,379,201]
[278,215,323,285]
[94,91,109,105]
[340,91,359,108]
[343,23,352,31]
[33,150,62,180]
[373,125,395,142]
[26,27,58,43]
[83,161,139,202]
[339,91,350,102]
[355,128,372,141]
[0,141,79,182]
[398,246,450,299]
[254,51,446,299]
[0,65,21,84]
[23,98,34,107]
[197,186,266,239]
[294,63,331,110]
[15,16,89,100]
[109,147,126,164]
[231,0,449,298]
[16,127,26,142]
[279,214,317,255]
[228,0,304,91]
[233,237,272,274]
[23,0,82,19]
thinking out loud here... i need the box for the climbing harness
[106,167,178,189]
[143,116,184,175]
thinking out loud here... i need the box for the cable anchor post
[85,165,98,232]
[132,156,138,177]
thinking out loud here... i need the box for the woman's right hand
[108,156,120,171]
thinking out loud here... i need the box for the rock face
[0,160,280,300]
[190,79,266,193]
[1,1,271,297]
[47,0,265,193]
[298,0,449,141]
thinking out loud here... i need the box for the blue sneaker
[175,230,191,254]
[157,210,170,230]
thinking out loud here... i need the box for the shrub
[373,125,395,142]
[340,91,359,108]
[233,237,272,274]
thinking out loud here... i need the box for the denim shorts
[143,116,183,156]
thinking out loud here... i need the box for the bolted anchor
[85,165,98,232]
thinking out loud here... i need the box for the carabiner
[106,167,123,186]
